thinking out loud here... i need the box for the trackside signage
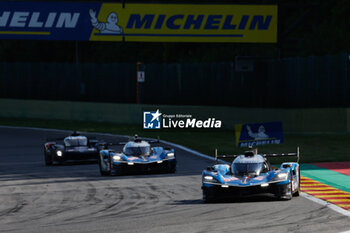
[0,2,277,43]
[235,121,283,147]
[0,2,99,40]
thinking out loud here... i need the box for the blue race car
[202,147,300,202]
[98,136,176,176]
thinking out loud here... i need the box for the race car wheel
[276,182,293,200]
[51,154,62,166]
[286,182,293,200]
[168,167,176,173]
[202,189,215,203]
[44,151,53,166]
[108,157,124,176]
[168,163,176,173]
[293,167,301,197]
[282,182,293,200]
[110,168,123,176]
[99,157,110,176]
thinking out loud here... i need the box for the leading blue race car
[202,147,300,202]
[98,136,176,176]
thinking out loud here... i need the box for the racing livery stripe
[301,176,350,212]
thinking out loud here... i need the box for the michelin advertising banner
[235,122,283,147]
[0,2,277,43]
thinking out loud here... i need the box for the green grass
[1,117,350,163]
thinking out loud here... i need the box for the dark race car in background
[202,147,300,202]
[98,136,176,176]
[44,132,106,165]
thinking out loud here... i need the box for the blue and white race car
[202,147,300,202]
[98,136,176,176]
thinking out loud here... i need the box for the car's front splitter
[202,181,291,198]
[55,151,99,162]
[111,159,176,174]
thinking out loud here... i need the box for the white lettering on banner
[28,12,43,27]
[45,13,57,28]
[56,13,80,28]
[239,139,281,147]
[0,11,80,28]
[0,12,10,27]
[10,12,29,27]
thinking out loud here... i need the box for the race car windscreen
[231,162,264,177]
[124,146,151,156]
[64,137,88,147]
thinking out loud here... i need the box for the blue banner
[0,1,102,40]
[235,121,283,147]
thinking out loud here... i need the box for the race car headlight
[273,172,289,181]
[166,152,175,159]
[204,176,214,181]
[112,155,122,161]
[56,150,63,157]
[203,175,219,183]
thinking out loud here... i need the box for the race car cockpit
[231,154,269,177]
[64,136,88,147]
[123,141,151,156]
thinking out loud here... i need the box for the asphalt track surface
[0,127,350,233]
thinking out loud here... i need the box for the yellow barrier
[90,4,277,43]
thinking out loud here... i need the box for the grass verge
[0,117,349,163]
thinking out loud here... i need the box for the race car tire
[99,158,110,176]
[109,158,123,176]
[168,167,176,173]
[51,153,63,165]
[293,166,301,197]
[276,182,293,200]
[44,151,53,166]
[285,183,293,200]
[202,189,215,203]
[110,169,123,176]
[284,182,293,200]
[167,163,176,173]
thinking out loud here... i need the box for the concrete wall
[0,98,348,133]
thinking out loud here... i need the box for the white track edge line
[1,125,349,217]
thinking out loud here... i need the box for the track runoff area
[0,126,350,233]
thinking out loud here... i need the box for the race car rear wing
[116,135,161,146]
[45,137,64,142]
[261,147,300,163]
[215,149,238,164]
[214,147,300,164]
[45,136,98,142]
